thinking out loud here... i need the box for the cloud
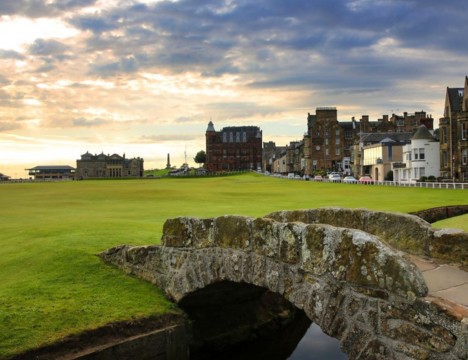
[29,39,69,56]
[57,0,465,91]
[69,14,119,34]
[0,121,22,132]
[72,117,110,127]
[0,0,97,17]
[88,56,139,77]
[0,49,26,60]
[138,134,198,143]
[0,74,10,85]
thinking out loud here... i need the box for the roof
[221,126,261,132]
[206,121,215,132]
[360,132,412,144]
[447,87,464,113]
[412,125,434,141]
[27,165,76,171]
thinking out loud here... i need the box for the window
[325,138,329,145]
[414,168,419,178]
[419,168,425,177]
[335,129,340,136]
[335,138,340,145]
[463,149,467,165]
[413,148,424,160]
[335,148,341,156]
[325,148,329,156]
[443,151,448,167]
[442,128,447,144]
[462,123,467,140]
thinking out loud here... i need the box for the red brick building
[205,121,262,172]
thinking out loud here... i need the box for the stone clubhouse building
[75,152,144,179]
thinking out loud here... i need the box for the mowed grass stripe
[0,173,466,357]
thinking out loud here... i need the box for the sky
[1,0,467,177]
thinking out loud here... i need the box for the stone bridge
[100,208,467,360]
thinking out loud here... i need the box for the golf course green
[0,173,466,358]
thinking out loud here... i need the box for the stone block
[251,217,280,258]
[191,218,215,248]
[162,218,193,247]
[213,216,252,250]
[278,223,302,264]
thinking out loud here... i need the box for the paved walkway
[409,255,468,321]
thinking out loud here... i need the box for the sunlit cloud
[1,0,467,176]
[0,16,79,52]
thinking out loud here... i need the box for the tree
[194,150,206,165]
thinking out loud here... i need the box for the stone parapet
[100,208,467,359]
[265,207,468,266]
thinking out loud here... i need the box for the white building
[392,125,440,182]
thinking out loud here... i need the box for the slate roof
[360,132,412,145]
[447,87,464,113]
[412,125,434,141]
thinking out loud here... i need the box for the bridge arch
[101,209,466,359]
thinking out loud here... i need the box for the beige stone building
[439,76,468,181]
[76,152,144,179]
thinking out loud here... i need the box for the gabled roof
[380,137,396,143]
[412,125,434,141]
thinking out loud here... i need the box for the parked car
[343,176,358,184]
[328,173,341,182]
[313,175,323,181]
[359,176,374,184]
[294,174,302,179]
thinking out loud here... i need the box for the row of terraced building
[261,76,468,182]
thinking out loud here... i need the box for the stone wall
[265,207,468,265]
[410,205,468,224]
[101,209,467,359]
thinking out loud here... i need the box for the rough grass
[0,173,466,358]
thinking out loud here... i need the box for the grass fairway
[0,173,466,357]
